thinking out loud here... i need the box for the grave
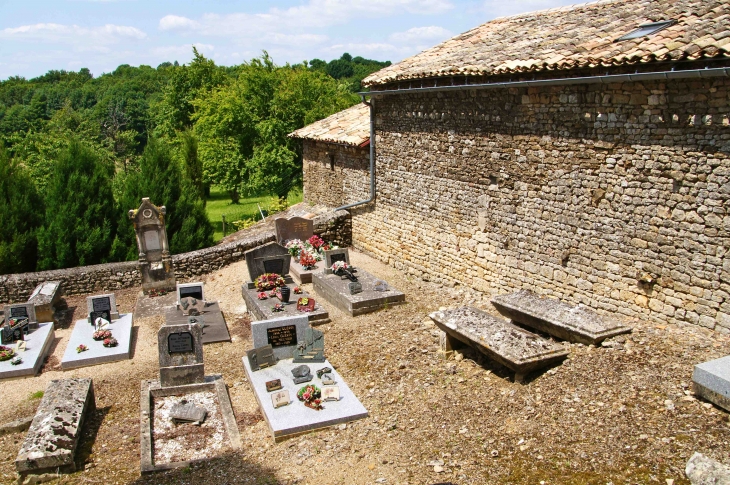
[26,281,62,324]
[129,198,176,294]
[251,315,310,361]
[164,282,230,344]
[275,216,313,245]
[85,293,120,323]
[140,321,240,473]
[60,310,133,370]
[245,242,292,283]
[241,284,330,325]
[692,355,730,412]
[0,323,55,380]
[242,356,368,442]
[15,378,95,481]
[491,290,632,345]
[312,249,405,316]
[3,303,38,328]
[429,307,569,381]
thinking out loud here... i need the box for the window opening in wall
[328,153,335,171]
[615,20,676,42]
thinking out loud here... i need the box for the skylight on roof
[615,20,676,42]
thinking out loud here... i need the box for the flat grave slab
[16,378,95,480]
[242,284,330,325]
[242,357,368,442]
[140,375,241,474]
[491,290,632,344]
[693,356,730,412]
[60,313,133,370]
[0,323,55,380]
[429,307,568,377]
[290,261,324,284]
[312,269,405,316]
[134,291,177,319]
[164,302,231,344]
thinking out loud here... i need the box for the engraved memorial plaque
[297,297,315,312]
[267,325,297,348]
[15,341,26,353]
[10,307,28,319]
[271,390,291,408]
[144,230,161,251]
[330,253,347,265]
[348,282,362,294]
[266,379,282,392]
[168,332,194,354]
[263,258,285,276]
[179,286,203,301]
[322,386,340,402]
[92,297,112,312]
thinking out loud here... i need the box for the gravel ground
[0,249,729,485]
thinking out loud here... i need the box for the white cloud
[159,15,200,31]
[0,23,146,44]
[389,26,452,44]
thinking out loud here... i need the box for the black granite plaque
[168,332,194,353]
[92,297,112,312]
[180,286,203,301]
[263,259,285,275]
[267,325,297,348]
[330,253,347,265]
[9,306,28,318]
[348,282,363,294]
[89,310,111,324]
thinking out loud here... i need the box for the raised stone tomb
[0,323,55,380]
[491,290,632,345]
[429,307,568,379]
[61,313,134,370]
[27,281,62,324]
[312,269,404,316]
[692,356,730,412]
[242,284,330,325]
[16,378,95,480]
[164,301,231,344]
[289,260,324,285]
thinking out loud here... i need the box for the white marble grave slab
[242,357,368,442]
[0,323,55,380]
[61,313,133,370]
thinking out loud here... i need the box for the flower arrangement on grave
[298,251,317,270]
[297,384,323,410]
[255,273,285,291]
[0,346,15,361]
[293,286,303,294]
[148,288,169,297]
[271,303,285,312]
[285,239,304,258]
[307,235,324,250]
[103,337,118,348]
[269,289,278,298]
[331,261,349,273]
[93,330,112,341]
[10,356,22,366]
[76,344,88,353]
[257,292,268,300]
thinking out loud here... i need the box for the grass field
[206,186,303,241]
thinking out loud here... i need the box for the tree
[179,129,205,199]
[36,139,116,270]
[0,144,43,274]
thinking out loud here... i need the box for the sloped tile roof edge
[288,103,370,147]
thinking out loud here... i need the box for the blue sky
[0,0,578,80]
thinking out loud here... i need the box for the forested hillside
[0,50,388,274]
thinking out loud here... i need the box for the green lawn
[206,186,303,241]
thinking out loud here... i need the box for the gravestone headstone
[245,242,291,281]
[251,315,309,361]
[27,281,62,323]
[293,328,325,363]
[177,282,205,304]
[129,198,176,294]
[158,322,204,387]
[323,248,350,269]
[275,216,314,245]
[86,294,119,323]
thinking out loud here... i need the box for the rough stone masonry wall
[350,77,730,331]
[303,141,370,208]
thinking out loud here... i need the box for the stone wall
[348,77,730,331]
[303,141,370,208]
[0,211,351,304]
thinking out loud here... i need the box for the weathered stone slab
[251,315,310,361]
[158,323,204,388]
[0,323,55,380]
[686,452,730,485]
[140,375,241,474]
[242,357,368,442]
[27,281,62,324]
[15,378,95,478]
[61,313,133,370]
[164,302,231,344]
[170,402,207,424]
[290,260,324,284]
[133,291,176,319]
[245,242,291,281]
[491,290,632,344]
[692,355,730,412]
[242,284,330,325]
[312,269,405,316]
[429,307,568,376]
[275,216,313,244]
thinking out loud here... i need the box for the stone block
[158,322,204,388]
[312,269,405,317]
[164,302,231,344]
[26,281,62,324]
[693,355,730,412]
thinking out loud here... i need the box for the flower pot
[279,286,291,303]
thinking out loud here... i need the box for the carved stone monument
[275,216,313,244]
[158,322,204,387]
[129,198,176,295]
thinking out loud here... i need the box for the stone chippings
[15,378,95,475]
[303,77,730,332]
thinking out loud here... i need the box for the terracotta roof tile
[363,0,730,87]
[288,103,370,146]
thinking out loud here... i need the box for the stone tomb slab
[242,357,368,442]
[312,269,405,316]
[491,290,632,345]
[140,375,241,474]
[289,260,324,285]
[15,378,95,479]
[164,302,231,344]
[251,315,310,361]
[27,281,62,323]
[241,284,330,325]
[245,242,291,281]
[0,323,55,380]
[692,356,730,412]
[60,313,134,370]
[134,291,177,319]
[429,307,568,378]
[275,216,313,244]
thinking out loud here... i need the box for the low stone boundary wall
[0,210,351,304]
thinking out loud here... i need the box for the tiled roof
[289,103,370,147]
[363,0,730,87]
